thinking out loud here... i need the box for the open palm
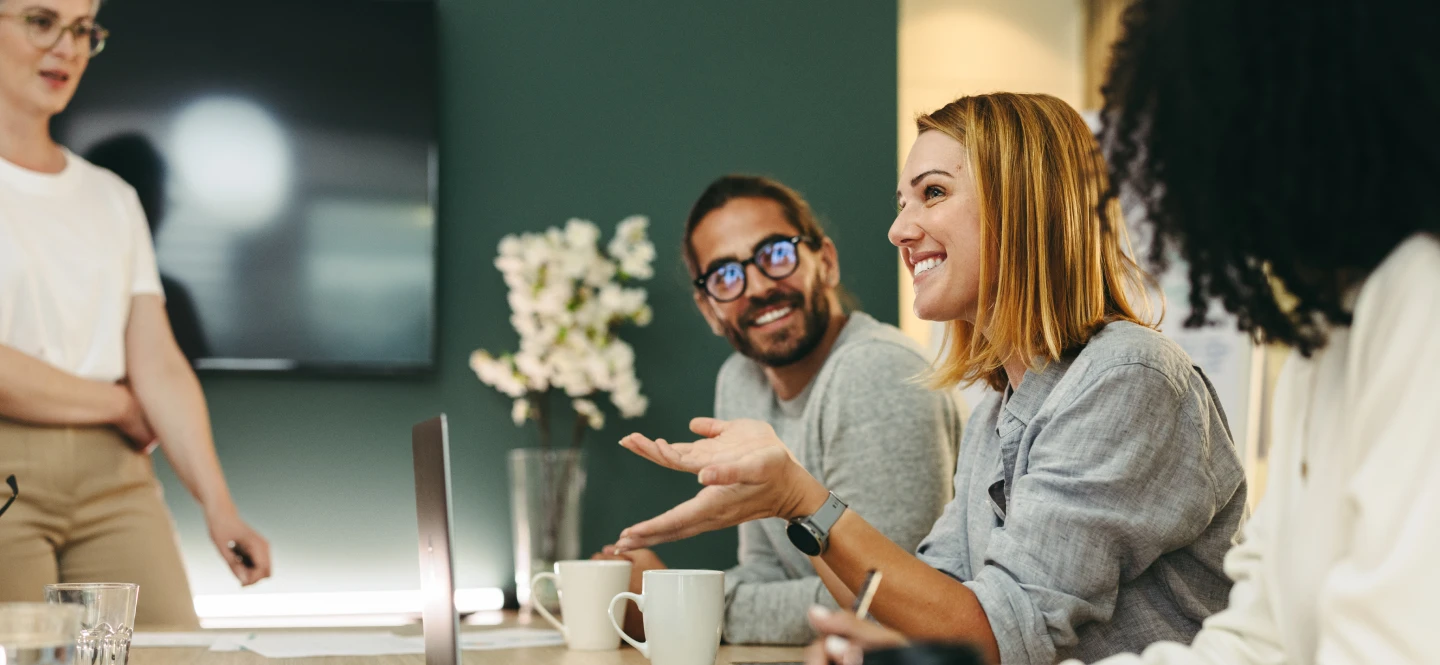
[615,417,824,550]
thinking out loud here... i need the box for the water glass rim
[44,582,138,591]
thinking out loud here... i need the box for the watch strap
[809,492,847,534]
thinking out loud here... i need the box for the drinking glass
[43,584,137,665]
[0,602,83,665]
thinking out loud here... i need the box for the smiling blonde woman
[611,93,1247,665]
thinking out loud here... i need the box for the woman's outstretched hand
[613,417,829,551]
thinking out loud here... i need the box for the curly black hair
[1099,0,1440,355]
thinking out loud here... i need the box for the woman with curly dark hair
[799,0,1439,663]
[1078,0,1440,663]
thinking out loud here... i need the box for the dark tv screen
[55,0,437,372]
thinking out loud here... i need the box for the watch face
[786,521,823,557]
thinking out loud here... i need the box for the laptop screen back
[412,415,460,665]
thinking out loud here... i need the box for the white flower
[597,283,639,319]
[495,255,526,279]
[604,339,636,370]
[571,299,606,331]
[498,234,523,258]
[514,351,550,392]
[583,256,618,288]
[620,250,655,280]
[470,351,527,398]
[512,398,531,426]
[507,290,536,316]
[613,215,649,245]
[510,312,538,340]
[544,227,565,251]
[533,283,572,317]
[521,235,550,271]
[564,218,601,250]
[608,216,656,280]
[611,384,648,418]
[572,398,604,430]
[583,353,614,391]
[475,215,653,429]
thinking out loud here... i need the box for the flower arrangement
[470,215,655,437]
[469,216,655,581]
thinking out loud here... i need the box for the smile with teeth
[912,256,946,278]
[752,306,793,326]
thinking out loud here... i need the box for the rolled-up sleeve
[970,362,1229,665]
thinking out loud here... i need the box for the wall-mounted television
[55,0,437,373]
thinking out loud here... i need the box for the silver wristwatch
[785,492,847,556]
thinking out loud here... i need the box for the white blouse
[0,149,162,382]
[1080,233,1440,665]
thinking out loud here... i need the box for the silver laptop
[412,415,460,665]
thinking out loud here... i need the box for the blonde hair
[919,93,1156,391]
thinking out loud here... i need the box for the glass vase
[508,448,585,615]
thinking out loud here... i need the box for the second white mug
[608,569,724,665]
[531,560,633,650]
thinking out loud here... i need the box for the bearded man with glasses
[595,175,962,645]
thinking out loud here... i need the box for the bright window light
[192,588,505,628]
[171,96,292,229]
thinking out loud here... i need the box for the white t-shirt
[0,148,163,382]
[1079,233,1440,665]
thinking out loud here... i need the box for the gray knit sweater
[714,312,962,645]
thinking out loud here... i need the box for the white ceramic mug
[531,560,633,650]
[608,570,724,665]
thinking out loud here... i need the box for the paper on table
[130,633,251,651]
[459,628,565,651]
[132,627,564,658]
[236,632,425,658]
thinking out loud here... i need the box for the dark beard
[722,280,832,368]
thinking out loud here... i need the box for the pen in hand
[822,569,885,663]
[228,540,255,569]
[851,569,883,621]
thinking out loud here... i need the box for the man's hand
[803,606,908,665]
[614,418,829,551]
[599,545,667,588]
[592,547,667,640]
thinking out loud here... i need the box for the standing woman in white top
[798,0,1440,663]
[0,0,270,628]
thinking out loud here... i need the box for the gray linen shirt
[917,321,1247,664]
[715,312,962,645]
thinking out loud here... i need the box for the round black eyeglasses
[694,235,813,303]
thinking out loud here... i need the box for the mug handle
[608,591,648,657]
[530,572,566,637]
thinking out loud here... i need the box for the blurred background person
[0,0,270,628]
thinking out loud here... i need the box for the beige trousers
[0,418,200,630]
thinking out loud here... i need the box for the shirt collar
[0,148,83,196]
[1001,353,1076,426]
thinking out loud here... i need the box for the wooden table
[128,613,805,665]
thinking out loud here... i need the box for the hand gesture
[614,417,827,551]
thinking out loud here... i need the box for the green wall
[158,0,900,596]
